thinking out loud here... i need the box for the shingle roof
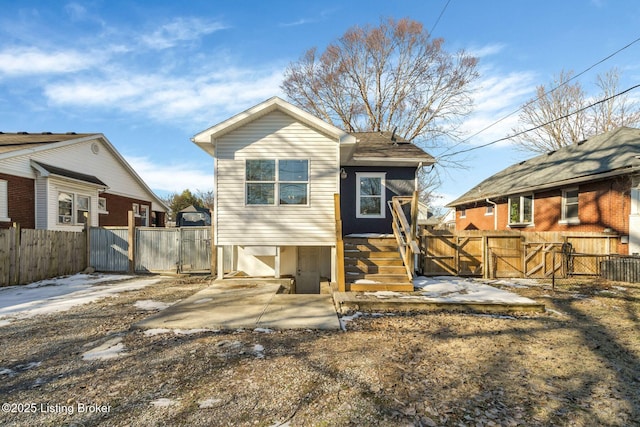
[32,161,107,186]
[448,127,640,207]
[0,132,94,154]
[343,131,434,165]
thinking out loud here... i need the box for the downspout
[486,198,498,230]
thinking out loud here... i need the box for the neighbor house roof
[341,131,435,167]
[449,126,640,207]
[31,160,107,187]
[0,132,169,212]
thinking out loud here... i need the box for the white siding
[46,177,99,231]
[216,111,338,246]
[0,138,154,204]
[0,180,8,221]
[35,177,47,229]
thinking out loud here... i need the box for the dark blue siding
[339,166,416,235]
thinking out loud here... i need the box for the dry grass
[0,276,638,426]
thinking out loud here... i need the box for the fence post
[128,210,135,274]
[85,215,91,270]
[10,223,20,285]
[552,249,556,291]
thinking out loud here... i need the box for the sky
[1,0,639,209]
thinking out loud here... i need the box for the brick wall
[454,177,631,253]
[99,193,165,227]
[0,173,35,229]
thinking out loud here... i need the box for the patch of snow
[143,328,172,336]
[0,368,16,377]
[135,300,171,311]
[412,276,537,304]
[364,290,403,299]
[253,327,274,333]
[17,361,41,370]
[82,337,127,361]
[194,298,213,304]
[173,329,212,335]
[339,311,363,331]
[545,308,566,317]
[150,398,177,408]
[612,286,627,291]
[355,279,381,284]
[199,398,222,409]
[253,344,265,358]
[0,274,165,323]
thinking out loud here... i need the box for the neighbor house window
[0,180,9,221]
[508,194,533,225]
[460,207,466,218]
[58,192,90,225]
[561,188,580,224]
[132,203,140,216]
[246,159,308,205]
[98,197,108,213]
[485,205,494,216]
[140,205,149,226]
[356,172,386,218]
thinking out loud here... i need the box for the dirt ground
[0,276,639,427]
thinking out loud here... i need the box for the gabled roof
[192,96,356,156]
[449,127,640,207]
[31,160,107,187]
[341,131,434,167]
[0,132,169,212]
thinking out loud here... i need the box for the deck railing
[389,191,421,280]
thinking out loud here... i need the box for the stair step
[346,273,410,282]
[344,237,397,245]
[345,258,405,267]
[345,265,407,274]
[350,282,415,292]
[344,250,402,259]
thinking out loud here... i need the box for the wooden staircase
[344,236,414,292]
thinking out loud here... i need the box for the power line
[438,83,640,158]
[430,0,452,35]
[439,34,640,156]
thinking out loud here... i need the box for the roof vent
[577,139,587,145]
[519,160,526,165]
[547,150,556,155]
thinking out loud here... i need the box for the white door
[296,247,320,294]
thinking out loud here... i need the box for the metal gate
[90,226,211,273]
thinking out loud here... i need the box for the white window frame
[76,195,90,225]
[485,205,494,216]
[459,207,466,218]
[508,194,534,226]
[0,180,9,222]
[245,159,309,206]
[560,188,580,225]
[57,191,91,225]
[140,205,149,226]
[356,172,386,219]
[132,203,140,217]
[98,197,108,214]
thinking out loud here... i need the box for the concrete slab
[258,294,341,330]
[134,280,341,331]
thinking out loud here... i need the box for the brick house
[0,132,168,230]
[447,127,640,255]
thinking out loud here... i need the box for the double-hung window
[0,180,9,222]
[508,194,533,226]
[356,172,386,218]
[58,192,90,225]
[561,188,580,224]
[246,159,309,205]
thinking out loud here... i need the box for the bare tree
[591,68,640,134]
[512,68,640,154]
[281,17,480,151]
[196,189,215,212]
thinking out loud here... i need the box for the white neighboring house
[193,97,434,292]
[0,132,168,230]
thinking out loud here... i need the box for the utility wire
[430,0,452,35]
[439,83,640,158]
[439,34,640,156]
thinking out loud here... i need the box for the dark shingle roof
[32,161,107,186]
[448,127,640,207]
[0,132,94,154]
[343,131,434,165]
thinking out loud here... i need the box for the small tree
[162,189,203,220]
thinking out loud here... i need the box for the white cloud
[140,17,229,50]
[125,156,213,194]
[0,46,99,75]
[467,43,506,58]
[44,65,285,125]
[460,69,538,145]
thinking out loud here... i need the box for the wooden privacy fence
[0,226,86,286]
[420,230,619,279]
